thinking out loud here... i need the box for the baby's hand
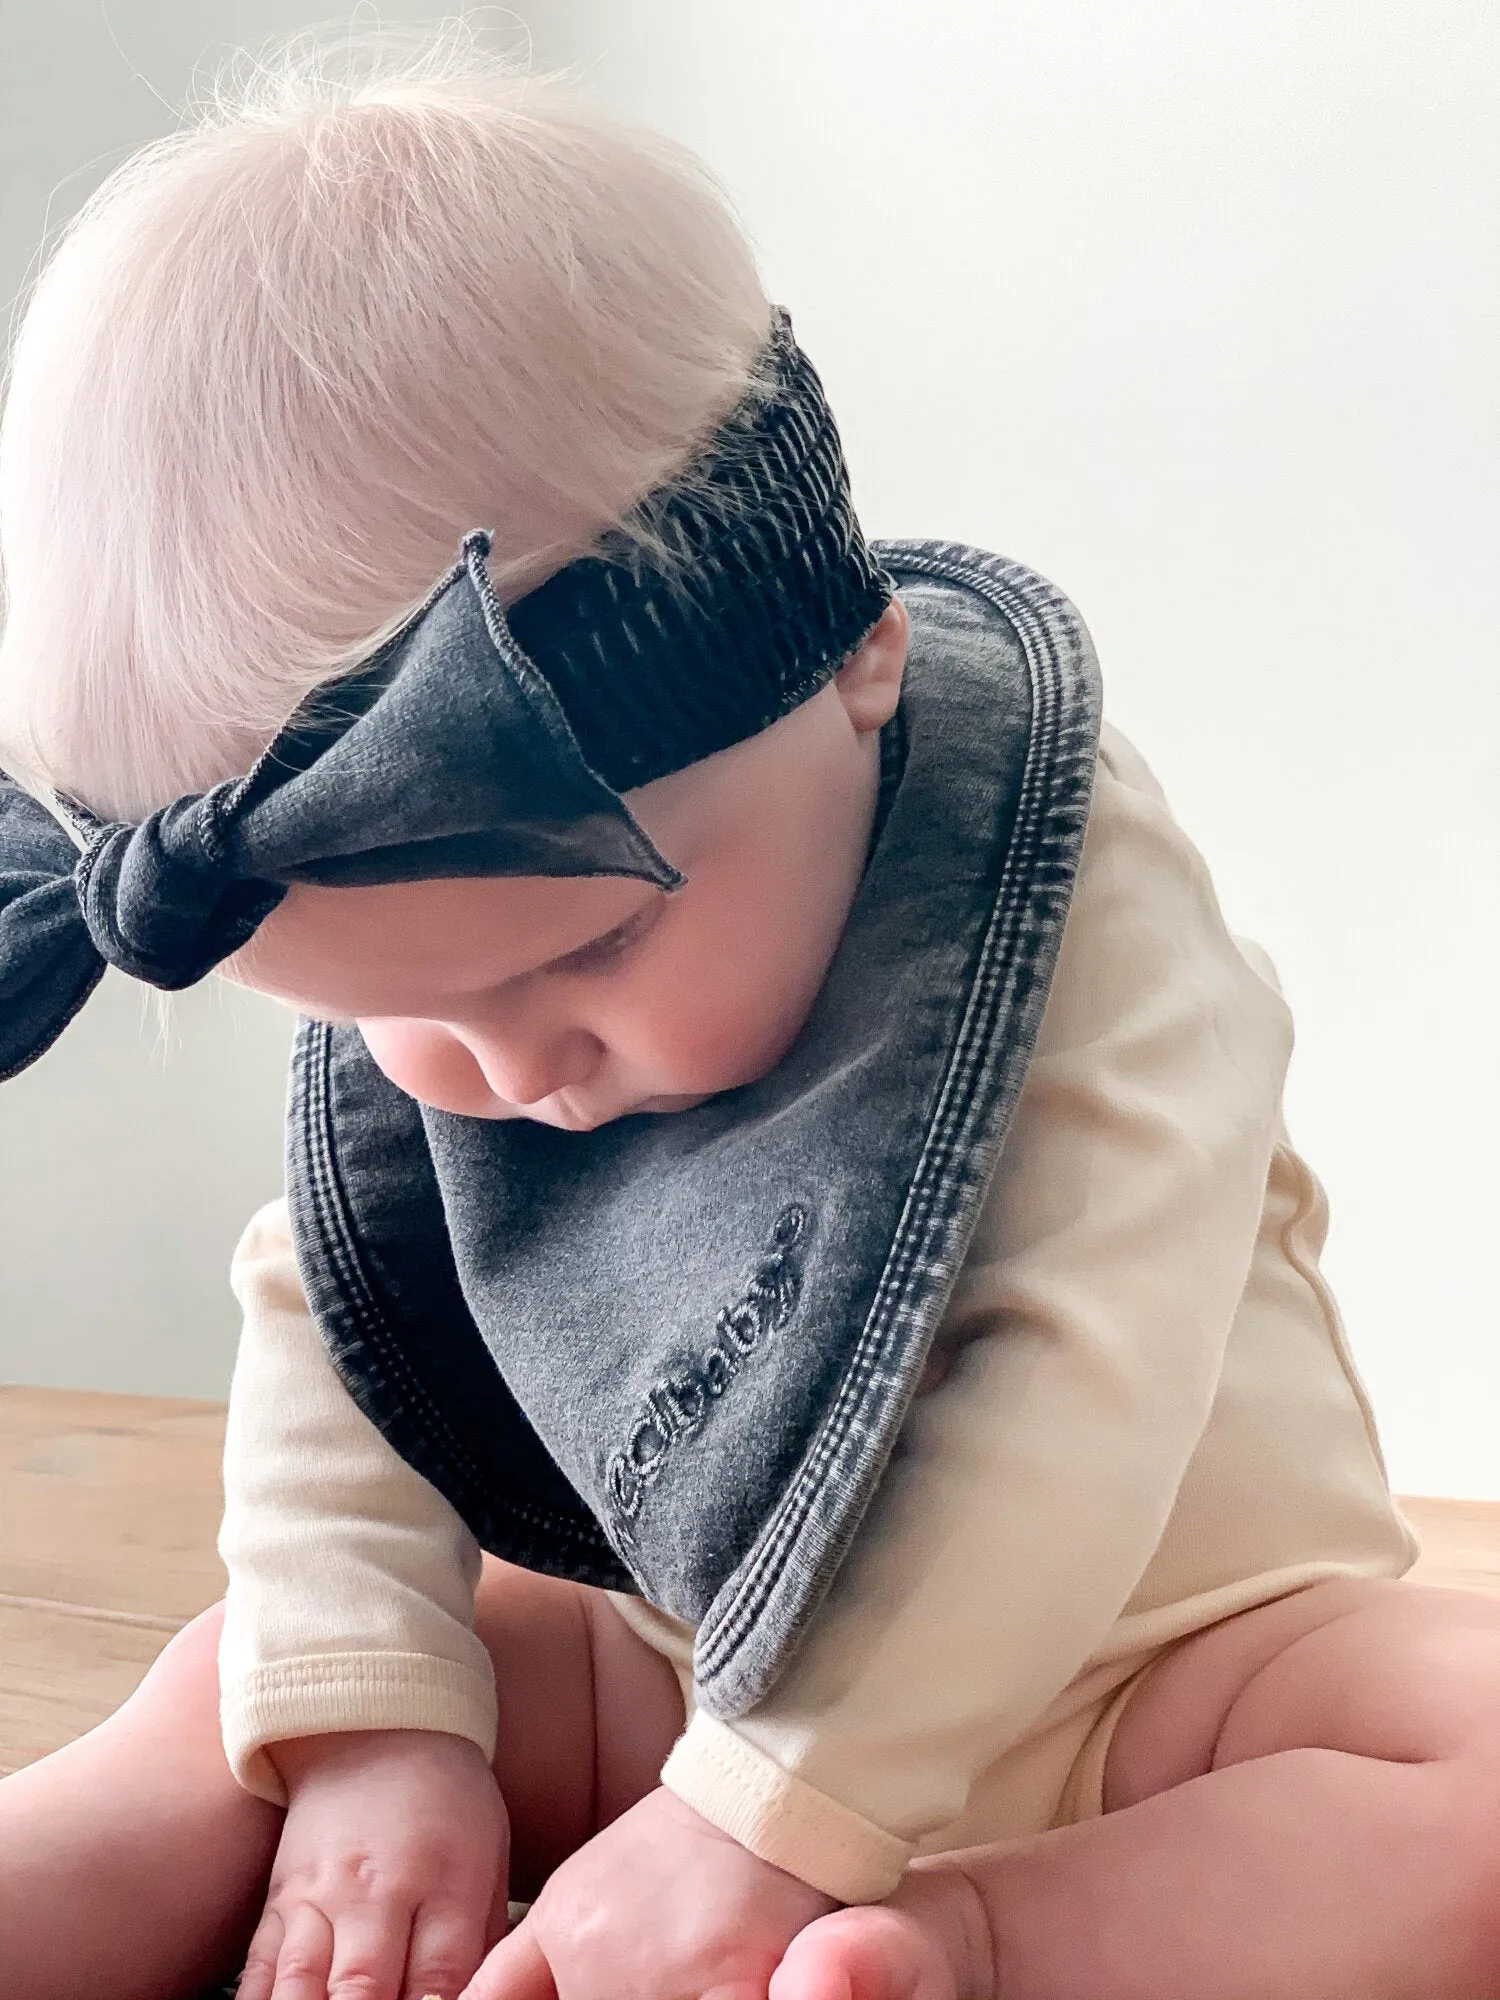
[460,1786,836,2000]
[239,1728,508,2000]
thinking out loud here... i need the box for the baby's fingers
[233,1905,288,2000]
[240,1903,336,2000]
[325,1902,413,2000]
[239,1899,412,2000]
[402,1900,490,2000]
[458,1920,557,2000]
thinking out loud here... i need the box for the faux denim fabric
[287,540,1103,1718]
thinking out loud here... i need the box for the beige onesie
[217,721,1418,1905]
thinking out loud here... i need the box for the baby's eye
[548,899,661,977]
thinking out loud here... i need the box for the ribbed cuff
[221,1651,499,1805]
[661,1710,913,1904]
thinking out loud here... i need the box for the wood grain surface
[0,1386,227,1775]
[0,1385,1497,1777]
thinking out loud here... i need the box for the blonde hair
[0,18,772,821]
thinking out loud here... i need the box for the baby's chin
[473,1088,720,1130]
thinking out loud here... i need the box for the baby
[3,26,1500,2000]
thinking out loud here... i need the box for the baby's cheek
[638,976,805,1093]
[356,1018,496,1115]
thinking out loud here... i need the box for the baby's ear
[832,595,910,734]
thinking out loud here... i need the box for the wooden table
[3,1384,1500,1777]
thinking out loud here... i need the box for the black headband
[0,307,894,1080]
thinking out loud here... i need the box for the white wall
[0,0,475,1400]
[0,974,293,1399]
[524,1,1500,1497]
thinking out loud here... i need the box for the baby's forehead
[219,685,825,1019]
[225,870,662,1020]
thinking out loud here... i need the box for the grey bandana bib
[288,539,1103,1717]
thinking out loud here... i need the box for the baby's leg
[0,1603,282,2000]
[775,1577,1500,2000]
[471,1555,687,1899]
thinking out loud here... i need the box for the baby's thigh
[1103,1575,1500,1812]
[473,1556,686,1894]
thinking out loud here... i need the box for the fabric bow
[0,530,682,1081]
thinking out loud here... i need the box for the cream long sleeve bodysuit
[217,723,1418,1905]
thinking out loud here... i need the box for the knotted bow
[0,530,682,1080]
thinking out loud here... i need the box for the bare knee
[472,1559,682,1786]
[473,1559,601,1887]
[116,1599,226,1731]
[1104,1578,1420,1809]
[471,1559,685,1890]
[577,1588,686,1823]
[154,1598,225,1671]
[1216,1580,1500,1774]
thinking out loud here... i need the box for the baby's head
[0,23,908,1127]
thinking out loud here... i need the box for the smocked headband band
[0,308,894,1080]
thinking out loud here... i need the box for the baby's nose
[469,1024,605,1107]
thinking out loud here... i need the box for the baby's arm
[220,1201,506,2000]
[219,1200,499,1797]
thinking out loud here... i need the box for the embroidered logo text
[606,1202,811,1529]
